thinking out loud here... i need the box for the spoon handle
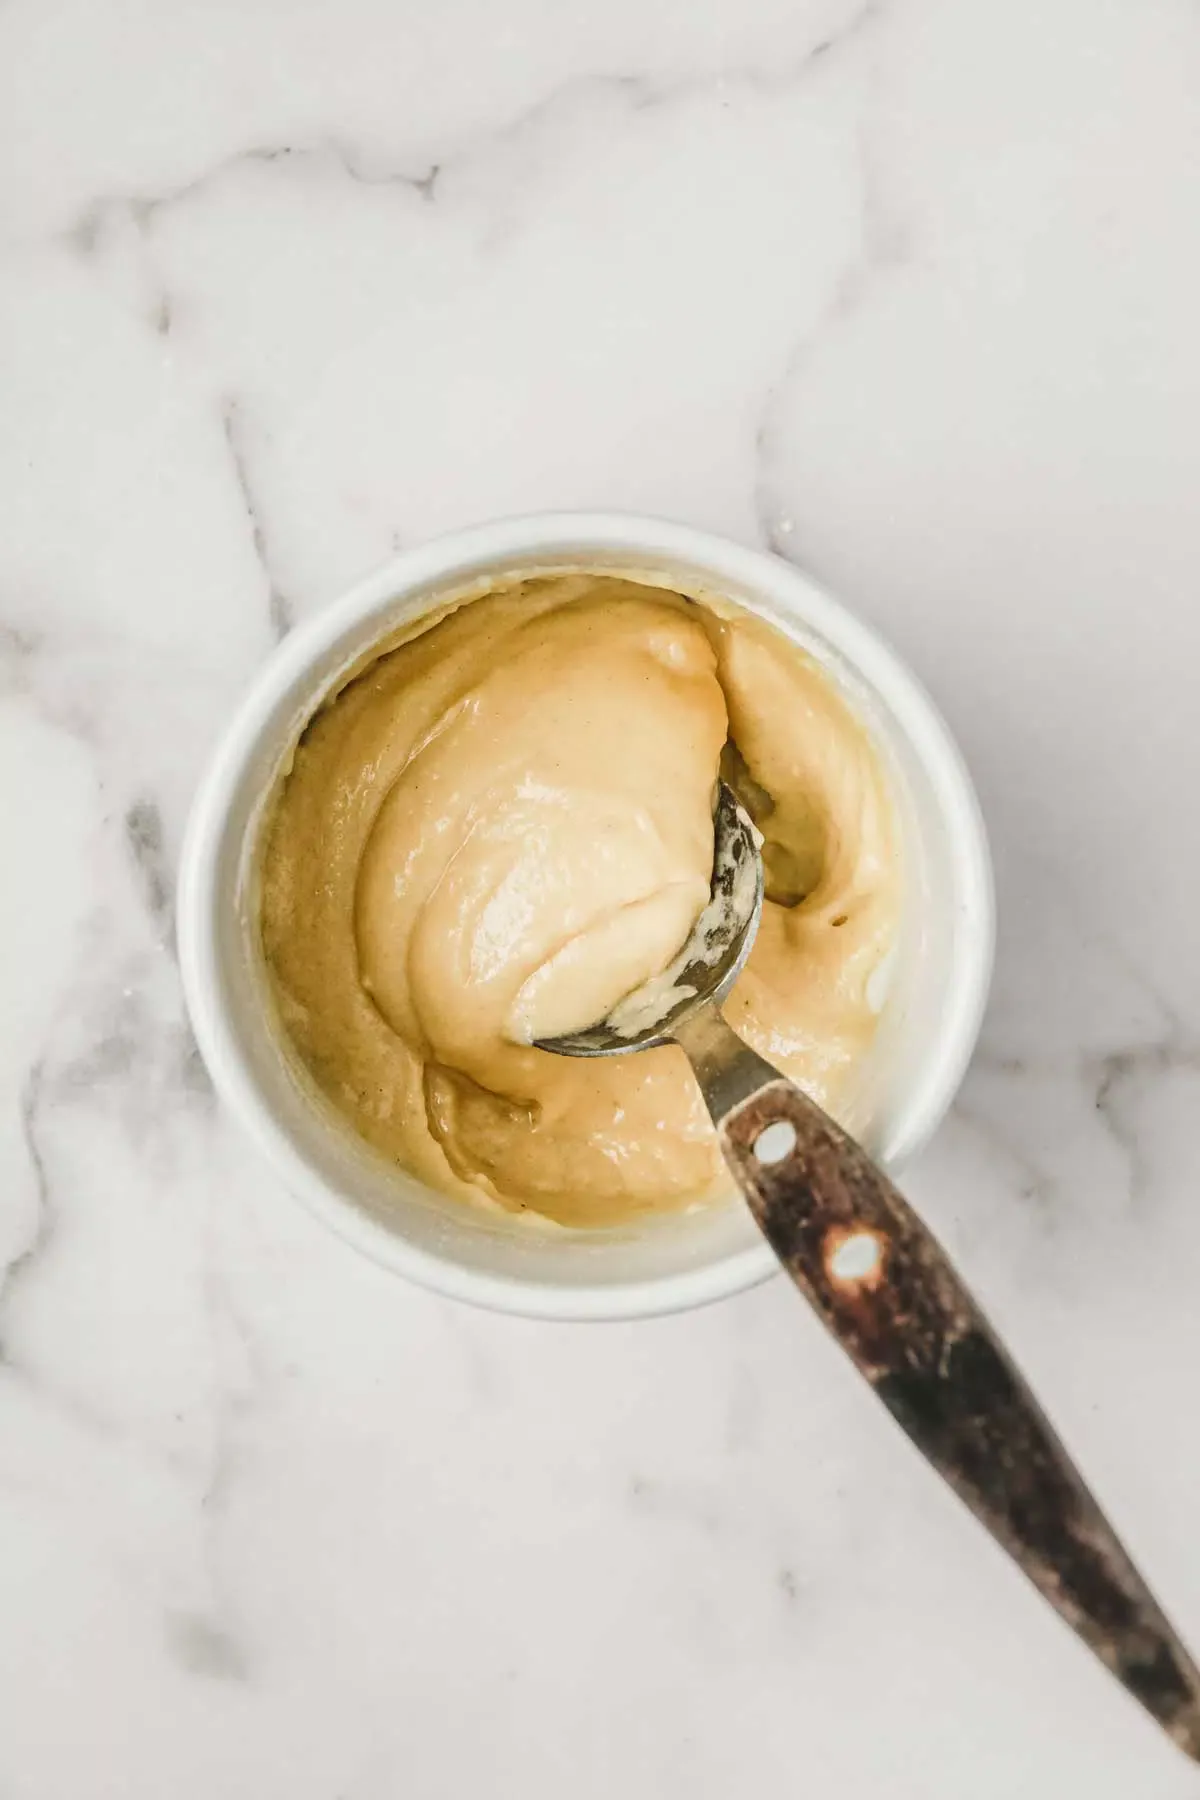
[671,1004,1200,1761]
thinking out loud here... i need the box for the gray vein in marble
[0,1354,196,1508]
[315,139,440,202]
[163,1608,249,1682]
[124,797,173,941]
[199,1250,269,1525]
[961,1019,1200,1226]
[1089,1035,1200,1211]
[1,926,261,1673]
[0,945,215,1407]
[950,1086,1058,1221]
[174,1145,289,1685]
[0,608,115,750]
[222,398,293,642]
[54,5,884,255]
[0,619,39,679]
[752,2,910,562]
[45,974,212,1119]
[777,1565,801,1606]
[64,195,178,339]
[63,143,439,247]
[0,1061,55,1345]
[0,1056,184,1464]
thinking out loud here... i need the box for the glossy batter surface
[260,575,899,1227]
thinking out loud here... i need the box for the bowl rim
[177,511,994,1321]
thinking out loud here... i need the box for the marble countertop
[3,0,1200,1793]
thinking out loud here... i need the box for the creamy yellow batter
[260,574,898,1228]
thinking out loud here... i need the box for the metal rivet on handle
[753,1120,797,1165]
[825,1226,886,1286]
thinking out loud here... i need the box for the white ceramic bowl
[178,513,993,1321]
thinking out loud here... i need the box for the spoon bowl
[537,781,763,1058]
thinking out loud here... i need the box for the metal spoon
[540,780,1200,1762]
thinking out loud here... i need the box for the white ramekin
[178,513,993,1321]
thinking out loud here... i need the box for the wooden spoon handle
[671,1003,1200,1761]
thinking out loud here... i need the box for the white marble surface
[3,0,1200,1792]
